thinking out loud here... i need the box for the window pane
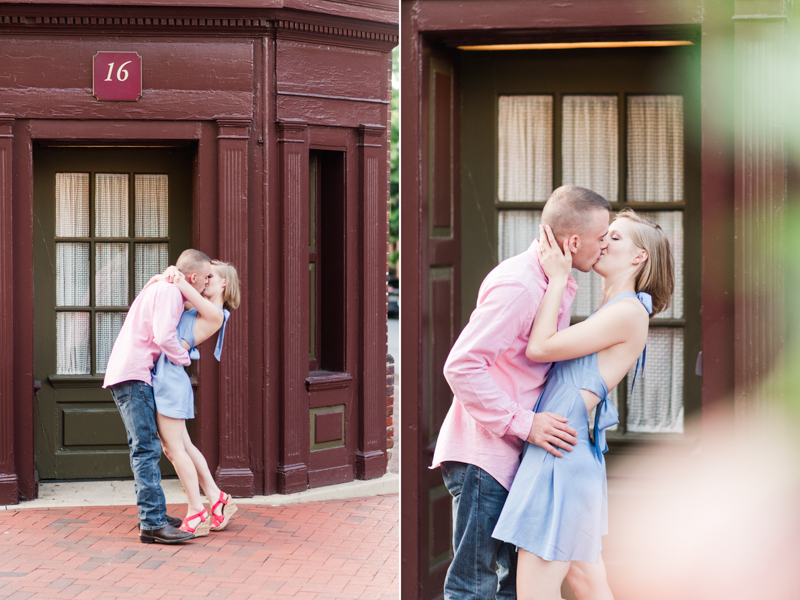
[645,211,684,320]
[570,269,604,319]
[497,210,541,262]
[55,173,89,237]
[309,263,316,360]
[627,95,683,203]
[56,243,90,307]
[96,243,128,307]
[626,328,684,433]
[562,96,618,202]
[57,312,90,374]
[134,243,169,296]
[95,174,129,237]
[498,96,553,202]
[96,312,126,373]
[135,174,169,237]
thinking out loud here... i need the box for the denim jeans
[441,461,517,600]
[109,380,167,530]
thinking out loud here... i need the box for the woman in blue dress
[493,209,674,600]
[148,260,240,537]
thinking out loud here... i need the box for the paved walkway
[0,495,398,600]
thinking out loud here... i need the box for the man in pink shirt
[103,249,212,544]
[432,186,611,599]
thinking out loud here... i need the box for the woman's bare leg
[517,548,571,600]
[566,554,614,600]
[181,426,222,505]
[156,413,205,521]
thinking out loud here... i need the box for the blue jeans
[109,380,167,530]
[441,461,517,600]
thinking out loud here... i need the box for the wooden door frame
[0,118,252,502]
[31,146,194,480]
[401,1,737,597]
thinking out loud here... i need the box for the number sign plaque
[93,52,142,101]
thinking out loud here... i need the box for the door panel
[419,45,460,598]
[34,147,192,480]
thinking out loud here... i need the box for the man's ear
[187,273,197,284]
[567,234,580,254]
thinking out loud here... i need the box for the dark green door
[33,147,192,480]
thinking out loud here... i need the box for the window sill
[306,371,353,391]
[49,375,105,389]
[606,432,698,455]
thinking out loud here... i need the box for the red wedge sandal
[210,492,238,532]
[179,508,210,537]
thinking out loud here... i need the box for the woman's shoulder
[593,296,649,331]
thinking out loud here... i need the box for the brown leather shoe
[139,524,195,544]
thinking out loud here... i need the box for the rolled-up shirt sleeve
[152,285,191,367]
[443,281,541,442]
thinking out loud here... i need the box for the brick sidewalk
[0,495,398,600]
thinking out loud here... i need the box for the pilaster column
[356,124,388,479]
[0,115,18,504]
[215,118,254,496]
[733,4,788,425]
[277,119,309,493]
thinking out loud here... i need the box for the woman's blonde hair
[211,260,241,311]
[614,209,674,316]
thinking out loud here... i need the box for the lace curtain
[562,95,618,202]
[495,93,685,434]
[498,96,553,203]
[628,96,683,203]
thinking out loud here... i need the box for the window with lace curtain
[55,172,170,375]
[497,93,686,435]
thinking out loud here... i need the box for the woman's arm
[172,278,223,330]
[141,265,184,293]
[526,226,647,362]
[526,226,571,363]
[525,226,649,362]
[527,302,647,363]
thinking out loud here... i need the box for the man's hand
[527,412,578,458]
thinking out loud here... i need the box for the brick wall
[386,354,395,464]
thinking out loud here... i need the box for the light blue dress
[492,291,652,564]
[152,307,230,420]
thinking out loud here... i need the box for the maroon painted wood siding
[0,1,397,503]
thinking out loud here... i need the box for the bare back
[577,296,649,415]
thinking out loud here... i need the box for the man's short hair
[541,185,611,242]
[176,249,211,276]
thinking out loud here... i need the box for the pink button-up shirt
[432,240,578,491]
[103,281,190,389]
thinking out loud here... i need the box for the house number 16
[104,61,132,82]
[93,51,142,101]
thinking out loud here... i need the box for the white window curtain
[55,173,89,237]
[135,174,169,237]
[95,174,129,237]
[135,243,169,296]
[627,96,683,203]
[96,312,126,373]
[626,328,684,433]
[498,211,541,262]
[57,312,90,375]
[562,95,618,202]
[96,243,128,307]
[498,96,553,203]
[56,243,90,307]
